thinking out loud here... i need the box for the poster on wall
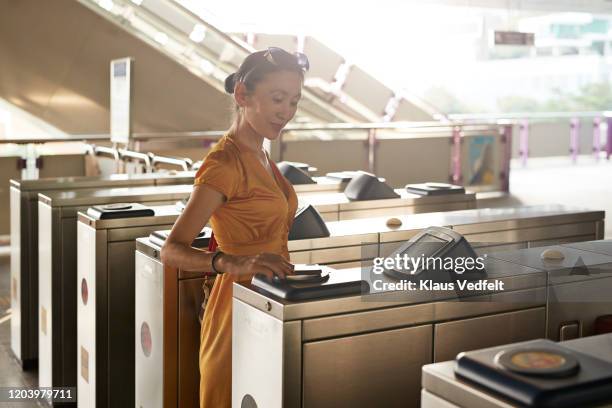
[467,135,496,186]
[110,58,133,145]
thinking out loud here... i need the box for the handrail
[0,132,224,145]
[2,111,609,146]
[118,148,153,170]
[282,121,491,132]
[91,145,120,161]
[150,154,193,171]
[446,111,612,123]
[1,134,110,145]
[0,121,496,145]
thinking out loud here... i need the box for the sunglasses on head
[263,47,310,72]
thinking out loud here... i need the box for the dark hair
[224,47,309,94]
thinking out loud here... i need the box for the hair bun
[224,73,236,94]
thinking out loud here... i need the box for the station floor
[0,155,609,403]
[0,255,40,407]
[480,156,612,239]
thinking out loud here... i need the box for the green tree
[542,87,574,111]
[497,95,542,112]
[497,81,612,113]
[572,81,612,110]
[422,86,486,114]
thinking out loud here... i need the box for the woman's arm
[160,184,223,272]
[160,184,293,278]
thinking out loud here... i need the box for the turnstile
[37,184,192,406]
[233,240,612,408]
[76,205,202,408]
[9,172,193,369]
[135,239,207,408]
[85,201,425,407]
[233,261,546,408]
[488,241,612,341]
[134,217,389,408]
[134,205,604,408]
[174,181,476,221]
[378,204,604,258]
[299,188,476,221]
[421,333,612,408]
[11,168,352,368]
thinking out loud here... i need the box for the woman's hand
[217,252,294,280]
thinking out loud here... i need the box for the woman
[160,47,309,407]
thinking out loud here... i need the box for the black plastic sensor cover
[289,204,330,240]
[343,171,399,201]
[87,203,155,220]
[279,161,311,173]
[277,162,316,185]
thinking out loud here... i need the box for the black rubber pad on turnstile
[86,203,155,220]
[252,272,369,301]
[406,182,466,196]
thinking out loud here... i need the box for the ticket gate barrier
[233,262,543,408]
[233,240,612,408]
[11,164,350,370]
[134,217,388,408]
[378,205,605,258]
[301,172,475,221]
[300,188,476,222]
[76,204,206,408]
[37,184,192,406]
[76,200,333,407]
[175,187,476,222]
[268,167,392,194]
[134,205,604,408]
[421,333,612,408]
[489,241,612,342]
[9,173,194,369]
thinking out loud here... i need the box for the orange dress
[194,135,298,408]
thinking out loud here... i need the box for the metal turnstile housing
[135,205,604,408]
[489,242,612,342]
[421,333,612,408]
[76,206,182,408]
[134,223,380,408]
[9,173,193,368]
[232,257,547,408]
[301,189,476,222]
[37,184,192,406]
[234,240,612,407]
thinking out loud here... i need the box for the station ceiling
[0,0,233,135]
